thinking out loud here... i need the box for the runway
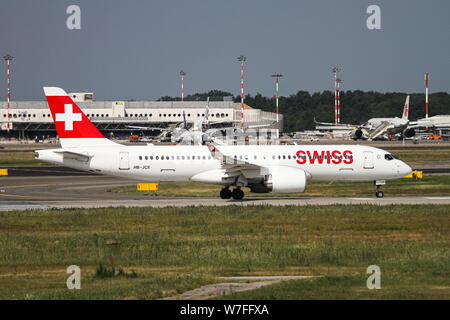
[1,172,450,210]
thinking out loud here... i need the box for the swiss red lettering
[295,149,353,165]
[296,150,306,164]
[343,150,353,164]
[307,150,325,164]
[331,150,342,164]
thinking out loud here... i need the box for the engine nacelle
[404,128,415,138]
[352,128,363,140]
[264,166,307,193]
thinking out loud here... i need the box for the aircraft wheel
[231,188,244,200]
[220,187,232,199]
[375,190,384,198]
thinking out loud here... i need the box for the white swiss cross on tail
[55,104,82,130]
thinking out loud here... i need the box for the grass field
[109,175,450,198]
[0,152,49,166]
[0,147,449,166]
[0,205,448,300]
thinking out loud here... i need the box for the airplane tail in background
[43,87,117,148]
[402,95,410,120]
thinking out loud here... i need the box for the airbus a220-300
[35,87,412,199]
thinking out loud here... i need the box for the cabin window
[155,156,159,160]
[139,156,142,160]
[150,156,153,160]
[145,156,148,160]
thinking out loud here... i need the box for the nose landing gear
[374,180,385,198]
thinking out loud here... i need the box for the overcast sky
[1,0,449,100]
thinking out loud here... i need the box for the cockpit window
[384,154,398,161]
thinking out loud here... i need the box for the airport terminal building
[0,92,282,139]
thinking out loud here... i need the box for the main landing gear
[375,180,385,198]
[220,187,244,200]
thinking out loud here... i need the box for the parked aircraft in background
[36,87,412,200]
[351,96,413,140]
[315,96,416,140]
[129,98,272,145]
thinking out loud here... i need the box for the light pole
[425,73,429,119]
[336,78,342,125]
[179,70,186,102]
[4,54,13,131]
[237,55,247,127]
[271,73,283,139]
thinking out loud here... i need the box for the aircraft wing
[367,121,395,140]
[127,125,167,131]
[407,120,435,128]
[314,117,359,127]
[205,143,262,171]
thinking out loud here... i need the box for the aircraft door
[119,152,130,170]
[363,151,374,169]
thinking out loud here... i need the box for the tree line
[159,90,450,132]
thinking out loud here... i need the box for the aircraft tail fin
[43,87,117,148]
[402,95,410,120]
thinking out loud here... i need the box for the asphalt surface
[1,169,450,211]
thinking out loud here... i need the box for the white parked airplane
[315,96,415,140]
[35,87,412,199]
[352,96,414,140]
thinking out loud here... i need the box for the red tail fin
[44,87,104,139]
[43,87,116,148]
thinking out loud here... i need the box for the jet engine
[263,166,307,193]
[352,128,364,140]
[404,128,415,138]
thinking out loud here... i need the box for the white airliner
[35,87,412,199]
[316,96,415,140]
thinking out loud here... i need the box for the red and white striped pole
[180,70,186,102]
[425,73,429,119]
[332,67,340,126]
[237,55,247,127]
[271,73,283,139]
[4,55,13,131]
[336,78,342,125]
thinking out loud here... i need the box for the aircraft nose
[399,162,412,177]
